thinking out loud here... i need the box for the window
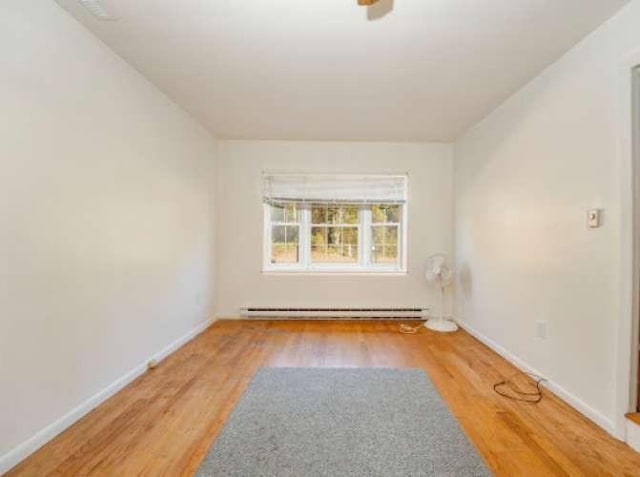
[263,174,407,272]
[269,203,299,264]
[311,204,359,264]
[371,204,401,264]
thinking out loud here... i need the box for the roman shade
[263,174,407,205]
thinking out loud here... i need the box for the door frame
[616,53,640,439]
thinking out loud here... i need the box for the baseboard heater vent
[240,307,428,319]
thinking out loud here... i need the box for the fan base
[424,318,459,333]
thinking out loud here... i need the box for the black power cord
[493,372,545,403]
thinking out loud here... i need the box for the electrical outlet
[536,320,548,340]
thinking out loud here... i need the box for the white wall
[215,140,453,316]
[454,0,640,434]
[0,1,217,471]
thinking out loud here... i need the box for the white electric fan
[424,254,458,332]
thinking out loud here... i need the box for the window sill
[262,269,408,277]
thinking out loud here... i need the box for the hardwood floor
[7,320,640,476]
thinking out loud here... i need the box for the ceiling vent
[78,0,118,21]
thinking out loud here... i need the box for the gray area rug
[196,368,490,476]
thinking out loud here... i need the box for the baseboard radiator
[240,307,428,319]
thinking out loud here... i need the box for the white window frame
[263,202,408,274]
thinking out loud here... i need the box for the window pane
[311,205,327,224]
[270,203,297,223]
[371,225,398,264]
[271,225,299,263]
[330,205,359,224]
[312,204,358,224]
[372,204,401,223]
[311,226,358,263]
[284,203,298,222]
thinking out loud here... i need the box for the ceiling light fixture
[357,0,380,5]
[78,0,118,21]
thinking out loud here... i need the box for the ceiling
[55,0,628,142]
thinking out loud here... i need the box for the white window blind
[263,174,407,205]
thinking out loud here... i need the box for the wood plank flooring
[7,320,640,476]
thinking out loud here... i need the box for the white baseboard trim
[457,319,618,438]
[0,317,215,475]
